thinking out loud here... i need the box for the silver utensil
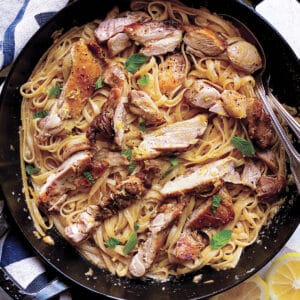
[222,14,300,193]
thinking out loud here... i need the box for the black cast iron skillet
[0,0,299,299]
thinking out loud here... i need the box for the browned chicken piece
[161,157,235,197]
[129,90,165,126]
[39,151,92,205]
[187,188,235,229]
[123,175,146,195]
[103,64,126,90]
[135,114,208,160]
[129,199,185,277]
[158,53,186,95]
[62,40,102,118]
[227,40,262,74]
[183,80,221,109]
[257,175,286,202]
[113,95,128,147]
[221,89,247,119]
[62,140,91,160]
[209,101,228,116]
[65,205,99,243]
[150,200,186,233]
[174,230,208,261]
[107,33,131,57]
[87,40,107,61]
[246,97,274,149]
[240,160,262,189]
[94,11,150,43]
[129,231,167,277]
[183,25,226,57]
[124,20,183,56]
[86,88,121,142]
[256,150,278,173]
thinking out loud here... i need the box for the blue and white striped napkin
[0,1,70,298]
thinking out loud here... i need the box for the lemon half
[266,252,300,300]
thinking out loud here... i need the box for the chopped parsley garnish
[48,83,62,98]
[162,156,179,178]
[33,110,48,119]
[106,237,120,248]
[125,54,148,73]
[139,117,146,132]
[95,76,103,90]
[137,74,150,86]
[212,195,222,215]
[25,165,40,175]
[123,232,138,254]
[134,223,139,231]
[210,229,232,250]
[121,149,132,161]
[128,162,136,174]
[231,136,255,157]
[83,171,96,184]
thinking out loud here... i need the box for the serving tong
[222,14,300,193]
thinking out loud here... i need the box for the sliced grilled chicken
[240,160,262,189]
[103,63,126,90]
[39,151,92,205]
[183,25,226,57]
[129,199,185,277]
[86,88,121,142]
[113,96,128,147]
[65,205,99,243]
[107,32,131,57]
[61,40,102,118]
[221,89,247,119]
[246,97,274,149]
[94,11,150,43]
[124,21,183,56]
[160,157,235,197]
[134,114,208,160]
[129,90,164,126]
[174,230,208,261]
[186,187,234,229]
[183,80,221,109]
[227,40,262,74]
[158,53,186,95]
[256,150,278,173]
[257,175,286,202]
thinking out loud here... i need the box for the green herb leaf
[162,156,179,178]
[210,229,232,250]
[128,162,136,174]
[134,223,139,231]
[212,195,222,215]
[106,237,120,248]
[123,232,138,254]
[137,74,150,86]
[121,149,132,161]
[139,118,146,132]
[33,110,48,119]
[95,76,103,90]
[125,54,148,73]
[48,83,62,98]
[83,171,96,184]
[169,156,179,167]
[25,165,41,175]
[231,136,255,157]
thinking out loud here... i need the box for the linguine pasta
[20,0,286,281]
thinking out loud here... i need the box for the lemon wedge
[266,252,300,300]
[210,274,269,300]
